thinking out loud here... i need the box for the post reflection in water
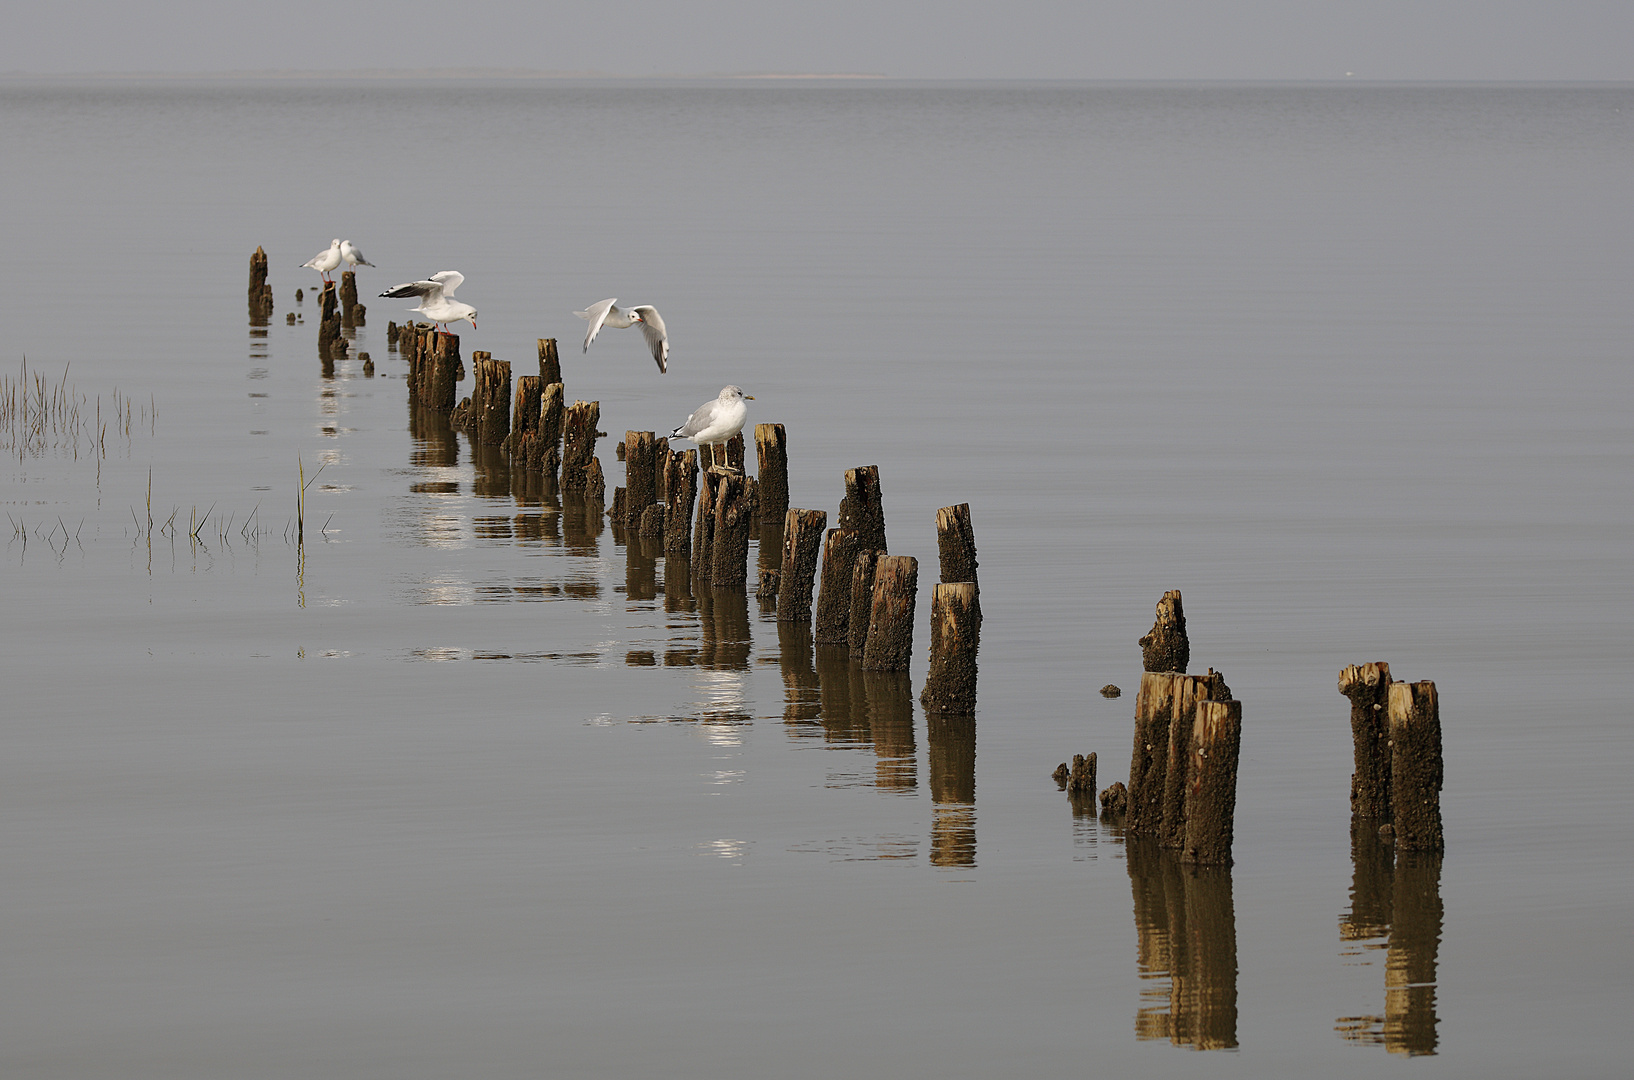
[624,533,659,603]
[1336,824,1443,1055]
[1125,837,1238,1050]
[927,714,975,867]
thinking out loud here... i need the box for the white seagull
[574,297,669,374]
[672,385,753,466]
[379,270,477,334]
[301,238,343,283]
[339,239,375,270]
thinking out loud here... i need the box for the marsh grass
[1,358,155,462]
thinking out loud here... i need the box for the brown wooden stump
[1068,752,1097,797]
[426,332,460,413]
[1140,589,1189,673]
[1128,670,1177,835]
[1159,669,1232,848]
[839,464,887,553]
[754,423,788,525]
[317,281,341,361]
[339,270,360,328]
[813,529,860,644]
[848,550,884,658]
[1339,661,1395,820]
[512,375,541,462]
[583,455,606,505]
[710,468,755,586]
[920,581,978,712]
[536,338,561,386]
[862,555,918,671]
[665,448,698,555]
[623,431,658,531]
[691,467,721,579]
[1181,699,1243,866]
[471,353,511,446]
[561,400,601,494]
[776,508,828,622]
[935,503,979,598]
[247,246,274,323]
[724,432,745,472]
[1388,681,1444,851]
[538,382,564,478]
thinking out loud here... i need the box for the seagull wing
[672,398,719,440]
[579,298,618,352]
[428,270,463,298]
[630,306,669,374]
[379,278,445,301]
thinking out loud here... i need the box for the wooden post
[538,382,564,478]
[623,431,657,531]
[339,270,360,328]
[776,509,828,622]
[920,581,979,712]
[813,529,860,644]
[692,467,720,579]
[1388,681,1444,851]
[665,448,698,554]
[1140,589,1189,673]
[247,246,274,322]
[710,468,755,586]
[1068,752,1097,797]
[537,338,561,386]
[839,465,887,553]
[724,432,745,472]
[561,400,601,493]
[1181,699,1243,865]
[472,354,511,446]
[426,332,460,413]
[935,503,979,619]
[1128,671,1176,834]
[513,375,541,464]
[317,281,341,361]
[848,550,883,658]
[1159,670,1232,848]
[1339,662,1394,820]
[862,554,917,671]
[754,423,788,525]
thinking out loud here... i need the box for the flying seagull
[574,297,669,374]
[379,270,476,334]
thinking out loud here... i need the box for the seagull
[339,240,375,271]
[379,270,476,335]
[672,385,753,467]
[301,239,343,283]
[574,297,669,374]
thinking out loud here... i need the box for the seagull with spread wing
[379,270,476,335]
[574,297,669,374]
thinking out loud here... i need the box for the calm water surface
[2,80,1631,1078]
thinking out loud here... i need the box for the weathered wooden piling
[409,330,459,413]
[862,555,918,671]
[1068,752,1097,797]
[776,509,829,622]
[665,448,699,554]
[813,529,860,644]
[1181,699,1243,865]
[536,338,562,385]
[338,270,366,328]
[839,465,887,553]
[247,246,274,322]
[512,375,542,460]
[538,382,564,477]
[920,581,980,712]
[754,423,788,525]
[1340,661,1395,820]
[1128,671,1179,834]
[623,431,658,531]
[468,353,511,446]
[847,550,884,658]
[561,400,601,494]
[709,468,756,586]
[317,281,341,360]
[1140,589,1189,673]
[691,468,720,578]
[1388,681,1443,851]
[1158,669,1232,849]
[935,503,979,598]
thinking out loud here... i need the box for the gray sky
[7,1,1632,80]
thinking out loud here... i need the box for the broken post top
[1139,589,1189,673]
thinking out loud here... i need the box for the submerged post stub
[1181,699,1243,866]
[862,555,918,672]
[920,581,979,713]
[1388,681,1444,851]
[1339,661,1394,820]
[776,508,828,622]
[754,423,788,526]
[1139,589,1189,673]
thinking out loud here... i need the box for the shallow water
[2,79,1632,1077]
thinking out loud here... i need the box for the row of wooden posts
[383,324,984,713]
[1075,589,1445,867]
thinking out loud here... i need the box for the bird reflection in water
[1336,822,1442,1055]
[1125,837,1239,1050]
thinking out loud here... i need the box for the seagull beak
[745,395,755,400]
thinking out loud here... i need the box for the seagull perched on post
[574,297,669,374]
[301,239,343,283]
[379,270,476,335]
[672,385,753,467]
[339,240,375,271]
